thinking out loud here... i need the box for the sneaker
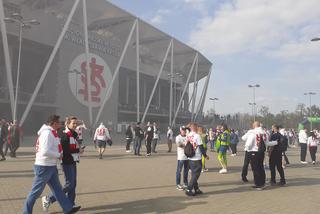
[230,154,236,157]
[301,161,308,164]
[41,196,50,212]
[146,153,151,156]
[242,177,249,183]
[194,189,203,195]
[279,181,286,186]
[252,185,265,191]
[203,168,209,172]
[183,184,188,189]
[312,161,316,165]
[219,168,228,174]
[270,181,276,186]
[176,184,184,191]
[126,150,131,153]
[185,189,195,197]
[67,206,81,214]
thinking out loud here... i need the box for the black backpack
[279,135,288,152]
[184,141,195,158]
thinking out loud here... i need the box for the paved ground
[1,140,320,214]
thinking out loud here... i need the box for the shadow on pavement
[80,196,207,214]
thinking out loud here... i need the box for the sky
[110,0,320,115]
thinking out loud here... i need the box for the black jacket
[60,129,80,165]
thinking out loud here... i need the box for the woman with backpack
[307,131,319,164]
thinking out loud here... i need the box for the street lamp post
[304,92,316,130]
[4,13,40,122]
[209,97,218,126]
[248,102,256,121]
[248,84,260,122]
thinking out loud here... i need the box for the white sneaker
[301,161,308,164]
[312,161,316,165]
[41,196,50,212]
[219,168,228,174]
[126,150,131,153]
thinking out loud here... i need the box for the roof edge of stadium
[107,0,212,66]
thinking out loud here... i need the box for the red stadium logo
[68,53,112,107]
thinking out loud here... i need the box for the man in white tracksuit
[242,121,278,190]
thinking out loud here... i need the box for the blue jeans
[176,160,189,185]
[134,137,142,155]
[23,165,73,214]
[187,160,202,191]
[209,140,215,150]
[49,163,77,206]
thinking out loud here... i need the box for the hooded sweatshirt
[94,124,110,141]
[242,127,278,152]
[35,124,61,166]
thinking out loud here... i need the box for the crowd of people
[1,114,319,212]
[0,119,23,160]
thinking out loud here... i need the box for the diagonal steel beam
[82,0,93,126]
[0,0,15,119]
[94,20,137,126]
[141,39,172,122]
[191,56,199,121]
[195,67,212,121]
[19,0,81,126]
[171,53,198,127]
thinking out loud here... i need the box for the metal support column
[94,20,137,126]
[195,67,212,121]
[136,19,140,122]
[19,0,81,126]
[0,0,15,119]
[171,53,198,127]
[141,40,172,122]
[191,55,199,121]
[82,0,93,125]
[169,39,174,125]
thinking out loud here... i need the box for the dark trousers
[300,143,307,161]
[48,163,77,206]
[188,160,202,191]
[0,140,5,159]
[146,139,152,154]
[126,138,132,151]
[269,151,285,183]
[230,144,237,154]
[249,152,265,187]
[309,146,317,162]
[151,139,158,152]
[283,152,290,164]
[241,151,250,179]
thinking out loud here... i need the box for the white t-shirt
[307,136,319,147]
[187,131,202,160]
[299,130,308,144]
[176,134,188,160]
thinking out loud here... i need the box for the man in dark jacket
[145,122,154,156]
[134,122,144,156]
[269,124,286,186]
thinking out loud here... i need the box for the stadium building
[0,0,212,134]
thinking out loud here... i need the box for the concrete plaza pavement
[1,140,320,214]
